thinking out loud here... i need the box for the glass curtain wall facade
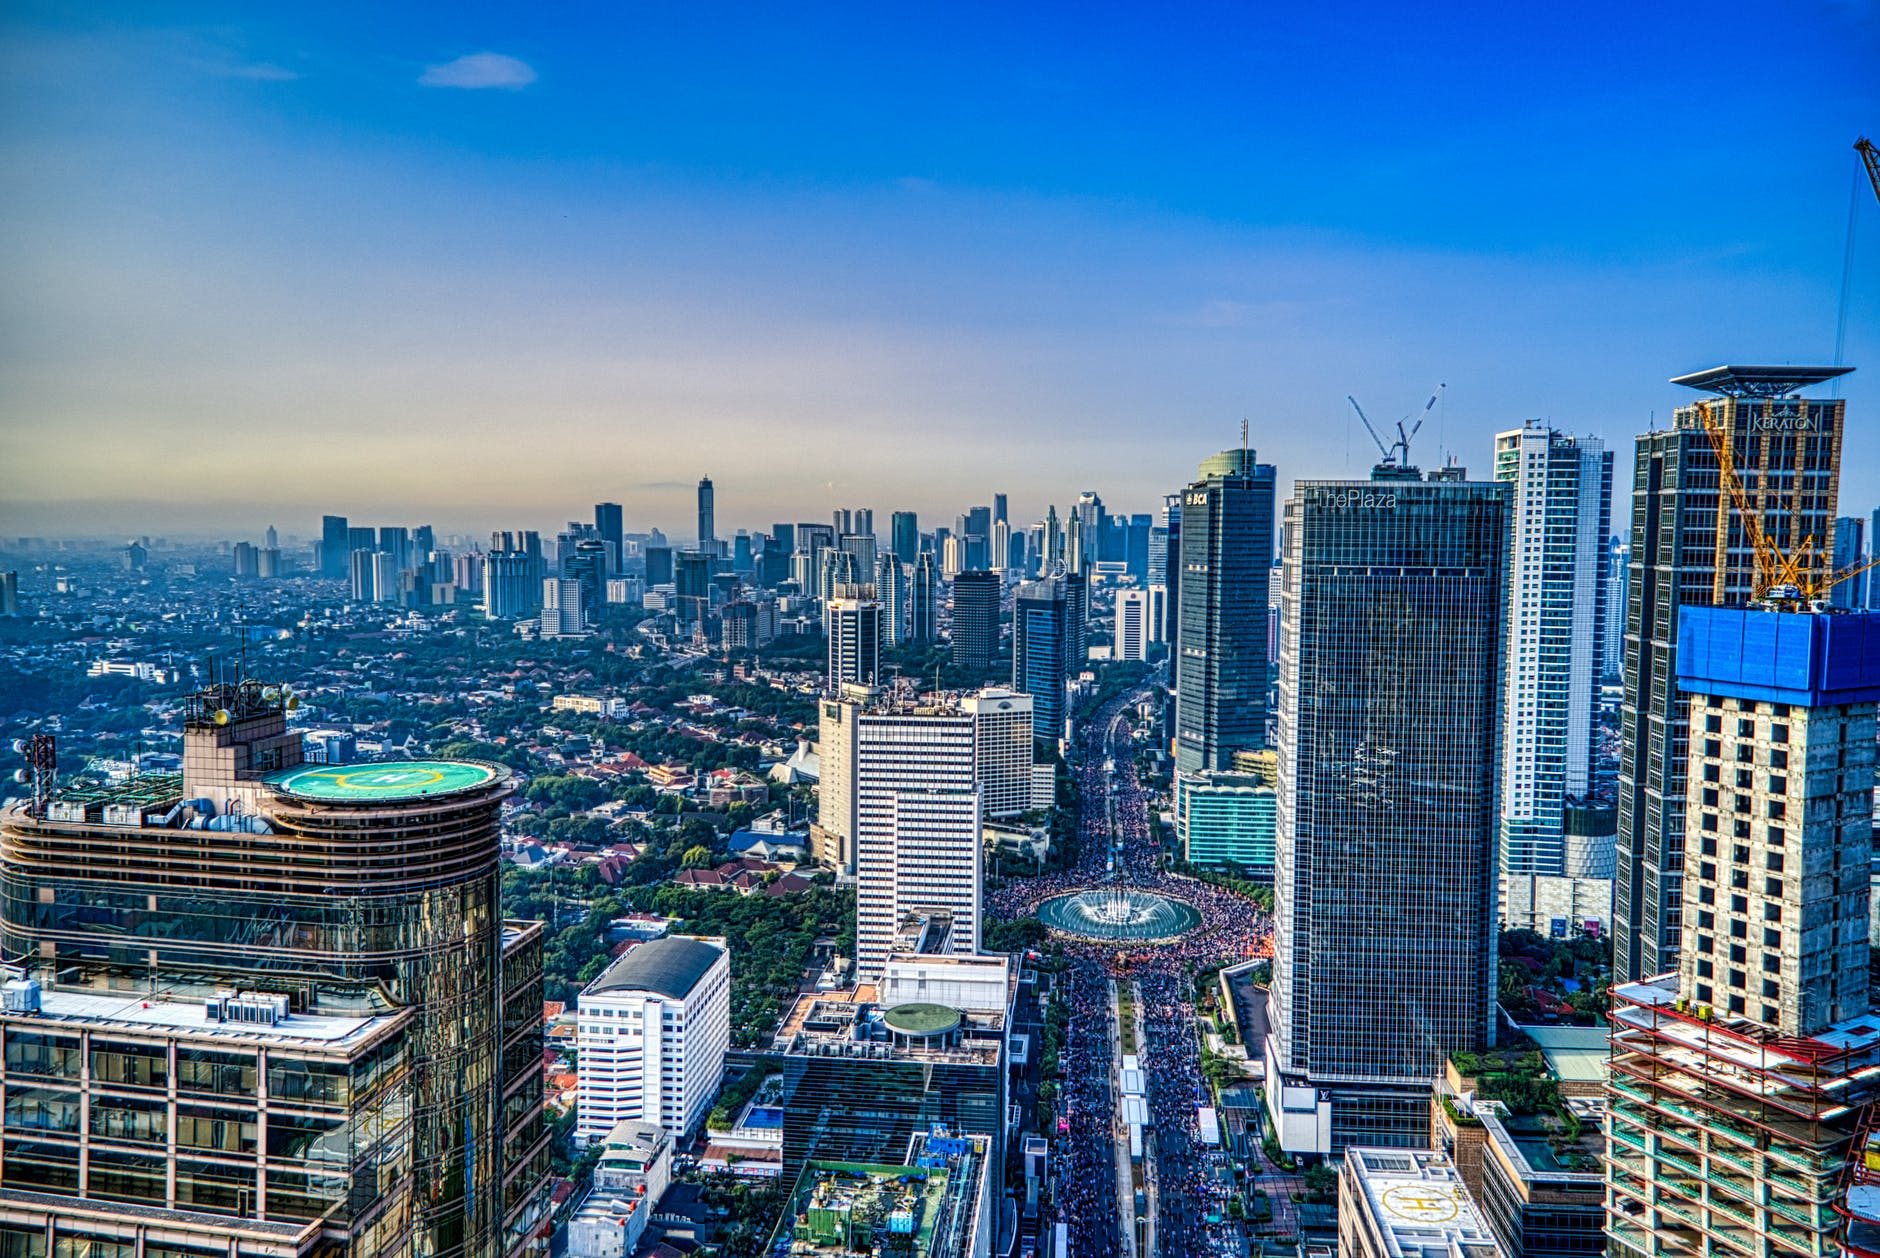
[1175,450,1277,774]
[1268,475,1508,1151]
[1614,380,1844,983]
[1012,579,1070,743]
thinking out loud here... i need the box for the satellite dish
[262,686,281,701]
[9,739,24,755]
[214,709,231,726]
[285,696,300,711]
[12,769,29,784]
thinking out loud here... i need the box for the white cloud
[227,62,300,81]
[418,52,536,90]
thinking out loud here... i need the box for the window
[1766,877,1783,897]
[1772,724,1789,743]
[1766,852,1784,872]
[1771,748,1788,769]
[1763,953,1780,973]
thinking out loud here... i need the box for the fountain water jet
[1036,887,1201,943]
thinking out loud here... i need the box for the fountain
[1036,886,1201,943]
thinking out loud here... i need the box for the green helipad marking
[882,1002,962,1038]
[267,759,497,802]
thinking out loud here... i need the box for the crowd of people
[994,687,1267,1255]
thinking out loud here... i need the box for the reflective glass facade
[1271,476,1507,1091]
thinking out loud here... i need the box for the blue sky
[2,1,1877,538]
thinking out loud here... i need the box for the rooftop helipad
[267,760,500,803]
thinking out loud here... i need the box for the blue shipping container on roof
[1677,606,1880,707]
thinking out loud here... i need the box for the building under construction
[1606,604,1880,1257]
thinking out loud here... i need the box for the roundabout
[1036,885,1201,943]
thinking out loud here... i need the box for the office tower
[697,476,715,547]
[576,936,731,1144]
[854,507,874,537]
[839,532,878,581]
[950,570,1001,669]
[993,493,1008,525]
[1494,424,1613,886]
[1012,576,1072,743]
[771,521,796,553]
[349,547,379,601]
[232,540,258,578]
[1615,365,1848,983]
[1073,491,1104,548]
[0,570,18,616]
[1175,768,1277,871]
[1123,513,1151,583]
[124,539,148,571]
[676,550,714,624]
[1043,505,1061,567]
[413,523,433,559]
[1175,448,1277,774]
[1266,471,1509,1154]
[991,519,1011,573]
[1606,605,1880,1258]
[910,552,939,642]
[732,530,753,575]
[1604,535,1629,678]
[542,578,589,637]
[875,554,905,647]
[372,552,398,604]
[644,545,674,588]
[761,531,792,587]
[486,545,545,618]
[890,511,920,566]
[1832,515,1866,608]
[0,682,550,1258]
[455,550,485,592]
[378,525,410,572]
[832,698,980,975]
[959,688,1036,818]
[719,599,758,648]
[565,538,608,624]
[1064,511,1084,574]
[595,501,624,571]
[348,524,377,556]
[1162,494,1182,649]
[321,514,349,577]
[1116,588,1151,661]
[941,534,967,579]
[826,588,882,690]
[966,504,991,542]
[258,545,281,578]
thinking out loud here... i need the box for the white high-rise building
[576,936,730,1146]
[1115,589,1150,661]
[825,586,881,691]
[1146,585,1168,645]
[1494,423,1612,881]
[875,555,905,647]
[960,688,1034,818]
[542,577,589,637]
[1604,534,1628,678]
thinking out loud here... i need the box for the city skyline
[3,4,1878,535]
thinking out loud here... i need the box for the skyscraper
[1012,576,1072,743]
[1604,535,1629,678]
[1831,514,1866,608]
[542,577,589,637]
[950,570,1001,669]
[1606,605,1880,1258]
[1175,448,1277,774]
[1115,588,1151,661]
[321,513,349,578]
[595,501,624,572]
[0,682,551,1257]
[992,493,1008,525]
[876,554,905,647]
[890,511,920,566]
[644,545,674,588]
[1266,470,1509,1154]
[697,475,715,548]
[1615,365,1848,983]
[1493,424,1612,884]
[826,587,882,690]
[1161,493,1182,650]
[910,551,939,643]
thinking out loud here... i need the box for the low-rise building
[576,936,731,1145]
[1174,770,1276,871]
[1338,1147,1507,1258]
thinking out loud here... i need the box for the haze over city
[3,1,1878,536]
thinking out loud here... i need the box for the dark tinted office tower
[566,539,608,625]
[762,533,791,587]
[950,570,1001,669]
[676,550,715,624]
[1831,515,1865,609]
[595,502,623,571]
[826,590,882,690]
[1614,365,1848,983]
[697,476,715,546]
[1174,449,1277,774]
[414,523,434,559]
[967,505,992,539]
[1125,514,1152,584]
[0,682,550,1258]
[772,522,797,553]
[993,493,1008,525]
[1013,577,1071,742]
[322,514,349,577]
[645,545,674,587]
[910,551,940,643]
[348,525,377,556]
[853,508,873,537]
[833,508,852,535]
[1063,572,1088,675]
[379,525,410,572]
[1266,472,1509,1154]
[1161,498,1183,653]
[485,549,544,618]
[891,512,920,565]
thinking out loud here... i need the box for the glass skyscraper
[1012,576,1071,743]
[1266,471,1508,1155]
[950,570,1001,669]
[1174,449,1277,774]
[1614,366,1847,983]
